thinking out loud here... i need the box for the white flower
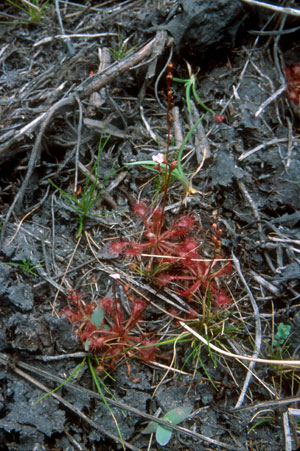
[152,153,165,164]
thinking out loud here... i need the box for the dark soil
[0,1,300,450]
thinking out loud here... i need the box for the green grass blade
[34,357,86,404]
[88,357,125,447]
[185,80,192,114]
[176,115,204,175]
[6,0,27,14]
[192,82,214,114]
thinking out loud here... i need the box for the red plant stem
[165,61,173,165]
[110,280,121,328]
[159,61,174,233]
[124,308,145,331]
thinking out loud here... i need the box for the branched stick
[0,31,169,246]
[0,96,75,247]
[77,31,168,98]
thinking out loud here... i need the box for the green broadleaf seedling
[143,405,193,446]
[84,304,105,351]
[273,323,291,347]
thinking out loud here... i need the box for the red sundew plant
[62,287,157,370]
[110,204,232,307]
[110,201,198,270]
[155,257,232,307]
[109,61,232,308]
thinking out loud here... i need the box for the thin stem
[159,61,174,233]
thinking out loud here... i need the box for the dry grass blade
[233,396,300,412]
[179,322,300,367]
[232,251,262,408]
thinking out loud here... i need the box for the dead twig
[237,181,264,242]
[139,105,157,142]
[188,99,210,164]
[77,31,168,98]
[231,252,262,408]
[250,270,281,296]
[285,117,293,170]
[172,106,184,148]
[240,0,300,17]
[255,85,286,118]
[33,33,117,48]
[74,94,83,193]
[255,14,287,118]
[233,395,300,412]
[0,96,75,247]
[55,0,74,56]
[238,137,288,161]
[283,411,293,451]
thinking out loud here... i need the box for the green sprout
[87,357,125,448]
[4,257,41,276]
[49,135,116,238]
[143,405,193,446]
[109,29,137,61]
[248,416,275,434]
[173,61,214,115]
[35,358,86,405]
[5,0,50,22]
[179,315,241,390]
[273,323,291,347]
